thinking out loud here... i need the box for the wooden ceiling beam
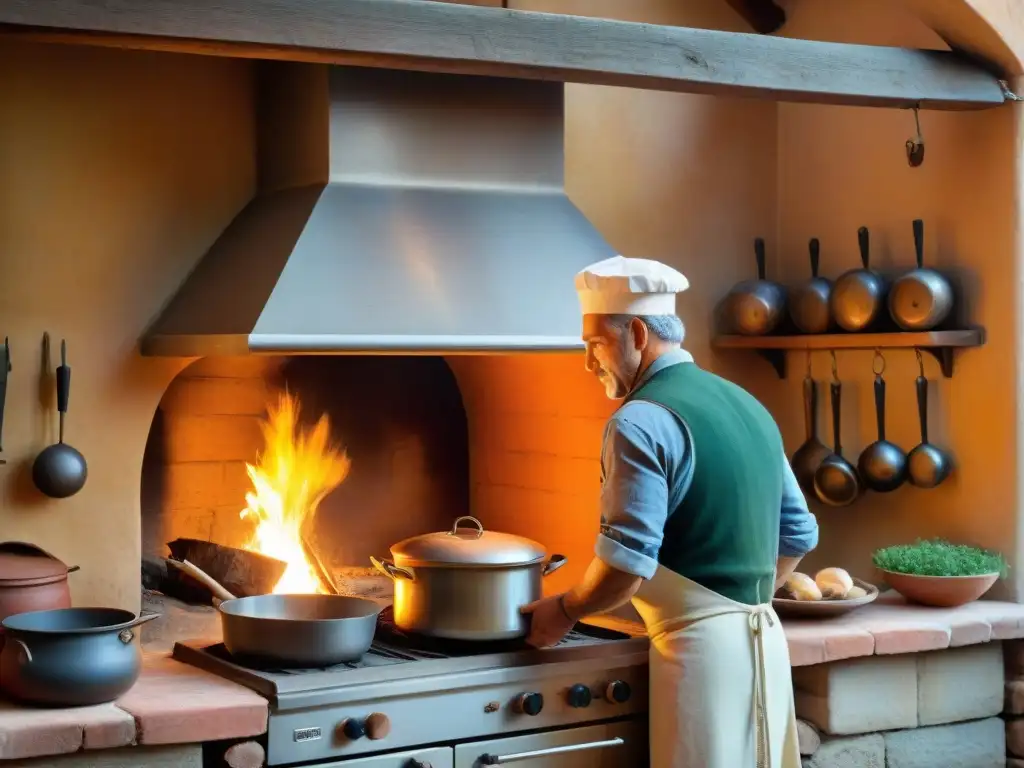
[0,0,1008,110]
[724,0,787,36]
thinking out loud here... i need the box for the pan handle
[370,556,414,581]
[542,554,567,577]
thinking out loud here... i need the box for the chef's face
[582,315,645,400]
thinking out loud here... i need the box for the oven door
[454,720,647,768]
[322,746,454,767]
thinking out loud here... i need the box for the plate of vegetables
[772,567,878,619]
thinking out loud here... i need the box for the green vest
[625,362,783,605]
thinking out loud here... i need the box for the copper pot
[0,542,78,627]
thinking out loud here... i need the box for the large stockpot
[371,516,567,641]
[0,608,158,706]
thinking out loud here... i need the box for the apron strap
[748,607,775,768]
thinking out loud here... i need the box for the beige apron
[632,565,801,768]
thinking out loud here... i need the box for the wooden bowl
[878,570,999,608]
[772,578,878,619]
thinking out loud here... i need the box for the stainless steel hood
[141,63,616,356]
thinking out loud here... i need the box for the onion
[783,572,822,601]
[815,567,854,599]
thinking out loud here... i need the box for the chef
[521,255,819,768]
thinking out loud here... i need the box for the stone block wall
[1005,640,1024,766]
[795,642,1006,768]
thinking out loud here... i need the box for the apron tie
[749,607,775,768]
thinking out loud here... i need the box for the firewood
[166,538,285,597]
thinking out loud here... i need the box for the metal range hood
[141,63,616,356]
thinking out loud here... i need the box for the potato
[815,567,854,599]
[846,585,867,599]
[783,572,822,601]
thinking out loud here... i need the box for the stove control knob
[514,692,544,716]
[567,684,592,708]
[605,680,632,704]
[366,712,391,740]
[341,717,367,740]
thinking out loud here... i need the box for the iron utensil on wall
[830,226,886,332]
[789,354,830,496]
[0,608,158,707]
[813,353,862,506]
[907,351,952,488]
[856,353,908,493]
[0,338,9,465]
[789,238,832,334]
[32,337,88,498]
[888,219,954,331]
[722,238,786,336]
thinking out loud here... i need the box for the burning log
[166,538,286,597]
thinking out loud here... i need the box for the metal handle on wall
[480,737,624,764]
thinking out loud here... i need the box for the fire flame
[239,392,350,594]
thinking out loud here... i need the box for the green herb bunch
[872,539,1008,578]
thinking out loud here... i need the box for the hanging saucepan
[0,608,158,706]
[888,219,954,331]
[0,337,9,465]
[813,353,862,506]
[372,516,567,641]
[789,238,832,334]
[830,227,886,332]
[723,238,786,336]
[907,351,953,488]
[789,353,830,496]
[856,353,908,493]
[32,338,88,499]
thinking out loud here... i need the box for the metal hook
[915,348,925,377]
[906,106,925,168]
[830,350,838,382]
[872,349,886,377]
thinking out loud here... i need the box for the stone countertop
[0,652,267,762]
[586,592,1024,667]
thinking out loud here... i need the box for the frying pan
[830,227,886,332]
[856,356,908,493]
[789,238,832,334]
[789,355,830,495]
[32,338,87,498]
[813,357,861,506]
[723,238,786,336]
[888,219,954,331]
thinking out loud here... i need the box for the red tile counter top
[0,652,267,761]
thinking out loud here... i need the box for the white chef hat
[575,256,690,316]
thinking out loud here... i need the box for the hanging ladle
[907,350,952,488]
[857,351,908,493]
[813,351,862,507]
[789,351,830,496]
[32,337,88,498]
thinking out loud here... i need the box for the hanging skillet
[789,238,832,335]
[789,352,830,496]
[32,337,88,499]
[888,219,954,331]
[907,350,952,488]
[856,352,908,493]
[830,226,886,332]
[813,352,861,507]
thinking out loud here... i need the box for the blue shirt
[596,349,819,580]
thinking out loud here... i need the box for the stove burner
[191,607,632,675]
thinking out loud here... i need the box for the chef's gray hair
[606,314,685,344]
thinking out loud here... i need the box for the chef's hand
[521,593,576,648]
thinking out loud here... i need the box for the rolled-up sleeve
[778,454,819,557]
[595,415,674,580]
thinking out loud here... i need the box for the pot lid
[0,542,73,586]
[391,517,547,567]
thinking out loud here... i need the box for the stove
[173,608,650,766]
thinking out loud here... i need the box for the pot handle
[118,611,161,645]
[9,638,32,665]
[542,554,567,577]
[370,556,414,581]
[449,516,484,539]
